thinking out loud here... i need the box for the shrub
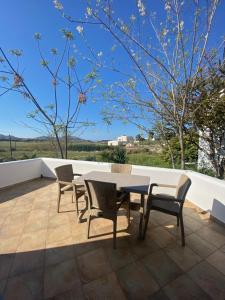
[100,146,127,164]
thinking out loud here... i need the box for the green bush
[100,146,127,164]
[85,155,97,161]
[162,134,198,164]
[68,143,109,152]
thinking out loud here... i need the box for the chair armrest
[149,183,176,195]
[117,192,128,204]
[153,183,177,188]
[57,180,72,186]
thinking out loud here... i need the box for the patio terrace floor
[0,178,225,300]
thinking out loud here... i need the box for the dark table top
[74,171,150,195]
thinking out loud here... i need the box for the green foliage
[85,155,97,161]
[61,29,73,40]
[34,33,42,40]
[135,134,145,141]
[162,133,198,164]
[100,146,127,164]
[68,143,109,152]
[10,49,23,56]
[198,167,216,177]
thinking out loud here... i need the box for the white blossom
[87,7,92,16]
[137,0,146,16]
[97,51,103,57]
[179,21,184,31]
[130,14,136,22]
[165,2,171,11]
[76,25,84,34]
[53,0,63,10]
[162,28,169,36]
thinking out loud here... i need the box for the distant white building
[108,135,134,146]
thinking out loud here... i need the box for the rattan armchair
[143,174,191,246]
[111,163,132,174]
[55,164,86,215]
[84,179,130,249]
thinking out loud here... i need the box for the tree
[0,30,98,159]
[191,58,225,178]
[54,0,220,168]
[135,134,145,142]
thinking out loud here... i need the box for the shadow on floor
[0,178,54,204]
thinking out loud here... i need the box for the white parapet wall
[0,157,225,224]
[0,158,42,189]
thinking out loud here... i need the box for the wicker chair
[111,163,132,174]
[143,174,191,246]
[84,179,130,249]
[55,164,86,215]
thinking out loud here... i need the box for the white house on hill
[108,135,134,146]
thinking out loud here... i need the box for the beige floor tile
[149,289,170,300]
[129,237,160,259]
[0,278,7,295]
[83,272,126,300]
[104,247,135,271]
[188,261,225,300]
[0,254,15,281]
[186,233,217,258]
[45,237,75,267]
[183,215,203,232]
[17,229,47,252]
[196,225,225,248]
[0,235,21,254]
[141,249,183,287]
[0,222,25,239]
[4,268,43,300]
[163,274,210,300]
[24,215,49,233]
[47,224,72,244]
[77,248,112,283]
[10,248,45,276]
[207,250,225,275]
[148,227,176,248]
[165,243,202,271]
[149,211,175,226]
[44,258,81,299]
[116,261,159,299]
[2,179,225,300]
[47,288,85,300]
[48,213,70,229]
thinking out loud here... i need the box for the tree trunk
[178,127,185,169]
[53,127,64,159]
[65,126,68,159]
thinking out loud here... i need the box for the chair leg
[87,214,91,239]
[180,214,185,246]
[177,216,180,227]
[143,208,151,240]
[113,217,117,249]
[57,192,61,213]
[73,186,79,217]
[127,201,130,228]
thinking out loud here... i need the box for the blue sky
[0,0,224,140]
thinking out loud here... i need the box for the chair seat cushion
[151,194,180,213]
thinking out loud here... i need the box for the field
[0,140,173,168]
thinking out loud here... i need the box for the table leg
[139,194,145,239]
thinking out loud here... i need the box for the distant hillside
[0,134,91,142]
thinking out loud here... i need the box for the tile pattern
[0,178,225,299]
